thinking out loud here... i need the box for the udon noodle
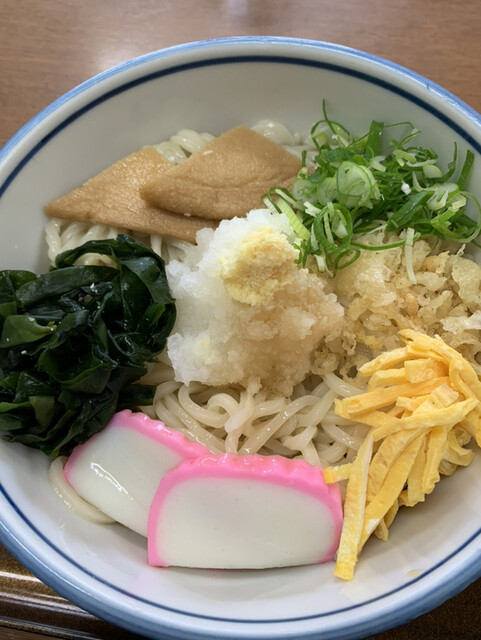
[139,355,366,469]
[48,457,115,524]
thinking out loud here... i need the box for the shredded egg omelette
[325,329,481,581]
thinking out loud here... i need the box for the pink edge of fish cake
[63,410,210,536]
[64,409,209,481]
[148,453,343,569]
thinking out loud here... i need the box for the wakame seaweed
[0,235,176,457]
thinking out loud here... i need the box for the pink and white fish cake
[64,410,209,536]
[148,453,343,569]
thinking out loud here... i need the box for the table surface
[1,1,480,638]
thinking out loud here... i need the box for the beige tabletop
[1,1,481,638]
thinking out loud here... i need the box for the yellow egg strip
[421,425,450,495]
[425,383,460,407]
[368,368,408,389]
[444,430,475,467]
[359,346,409,375]
[407,397,477,426]
[373,499,400,540]
[365,428,423,503]
[438,459,458,477]
[395,394,431,412]
[449,360,481,402]
[370,398,477,440]
[333,433,373,581]
[329,329,481,581]
[400,434,427,507]
[404,358,448,383]
[324,463,352,484]
[388,405,407,418]
[400,329,462,360]
[384,499,400,528]
[338,377,451,417]
[405,345,448,362]
[373,520,389,541]
[459,416,481,448]
[454,426,473,446]
[359,433,424,550]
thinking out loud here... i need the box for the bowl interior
[1,39,481,640]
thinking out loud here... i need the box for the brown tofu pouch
[141,126,302,220]
[44,147,215,243]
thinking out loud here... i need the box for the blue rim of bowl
[0,36,481,640]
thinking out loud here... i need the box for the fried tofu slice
[44,147,216,242]
[141,126,302,220]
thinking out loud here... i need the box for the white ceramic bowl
[1,37,481,640]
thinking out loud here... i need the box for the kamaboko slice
[63,409,209,536]
[148,453,343,569]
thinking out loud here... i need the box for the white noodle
[153,129,214,164]
[48,457,115,524]
[323,372,362,397]
[147,358,367,467]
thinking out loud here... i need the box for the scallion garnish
[266,103,481,275]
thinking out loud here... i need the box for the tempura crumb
[313,231,481,384]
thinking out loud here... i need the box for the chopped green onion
[457,150,475,189]
[272,194,310,241]
[404,227,417,285]
[265,106,479,277]
[423,164,443,179]
[336,162,380,208]
[386,191,432,231]
[366,121,384,156]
